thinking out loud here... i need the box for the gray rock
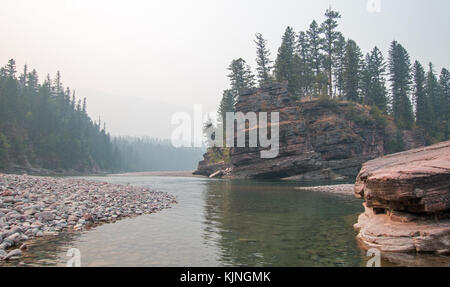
[2,197,14,203]
[35,211,55,222]
[6,232,21,243]
[23,207,37,216]
[3,249,22,260]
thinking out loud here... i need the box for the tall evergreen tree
[438,68,450,140]
[388,41,414,129]
[342,39,363,102]
[297,31,310,65]
[412,61,430,129]
[307,20,323,76]
[361,54,372,104]
[424,63,442,138]
[227,58,255,99]
[218,89,236,132]
[365,47,388,113]
[274,26,298,94]
[320,8,341,98]
[297,31,314,95]
[332,33,346,98]
[254,33,273,86]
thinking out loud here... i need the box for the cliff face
[195,82,424,180]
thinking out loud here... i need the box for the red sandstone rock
[354,141,450,254]
[355,141,450,213]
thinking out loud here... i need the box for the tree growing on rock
[274,26,297,93]
[413,61,431,130]
[425,63,441,138]
[254,33,273,87]
[438,68,450,140]
[320,7,341,98]
[332,33,346,98]
[363,46,388,113]
[388,41,414,129]
[342,39,363,103]
[227,58,255,100]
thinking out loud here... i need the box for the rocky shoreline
[0,173,177,261]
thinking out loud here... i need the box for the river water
[9,176,450,267]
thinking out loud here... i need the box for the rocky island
[354,141,450,254]
[195,82,424,180]
[0,174,176,261]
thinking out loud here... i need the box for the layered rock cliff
[353,141,450,254]
[194,82,424,180]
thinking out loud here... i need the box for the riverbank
[111,171,200,177]
[0,173,176,261]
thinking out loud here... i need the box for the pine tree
[332,33,346,98]
[412,61,430,129]
[53,71,63,94]
[274,26,297,93]
[274,26,305,95]
[388,41,414,129]
[366,46,388,113]
[5,59,17,78]
[19,64,28,87]
[438,68,450,140]
[227,58,255,99]
[320,7,341,98]
[425,63,441,138]
[307,20,323,76]
[297,31,314,96]
[297,31,310,65]
[254,33,273,86]
[342,39,363,102]
[361,54,372,104]
[218,89,235,122]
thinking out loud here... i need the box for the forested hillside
[0,60,204,173]
[0,59,115,172]
[218,8,449,145]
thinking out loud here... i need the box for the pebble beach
[0,173,177,261]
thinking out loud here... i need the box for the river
[10,175,450,267]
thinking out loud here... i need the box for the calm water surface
[10,176,450,267]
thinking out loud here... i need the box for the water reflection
[202,180,366,267]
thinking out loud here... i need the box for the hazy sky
[1,0,449,139]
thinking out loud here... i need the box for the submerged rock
[354,141,450,254]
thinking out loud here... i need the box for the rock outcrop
[193,148,232,177]
[354,141,450,254]
[195,82,423,180]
